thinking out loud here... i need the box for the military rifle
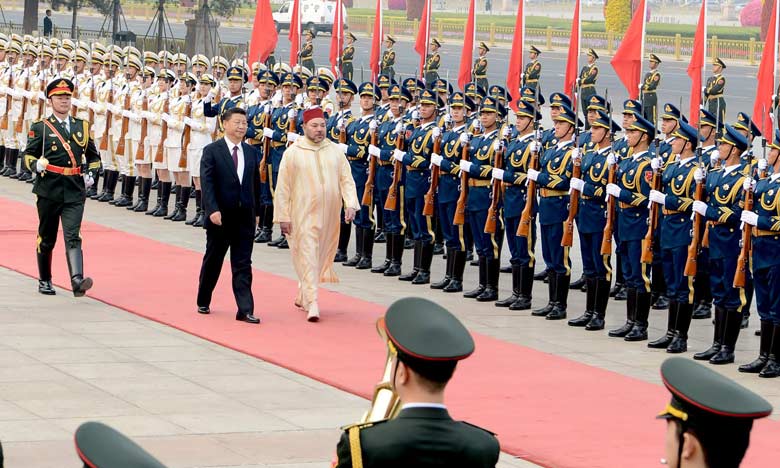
[562,81,582,247]
[684,98,707,277]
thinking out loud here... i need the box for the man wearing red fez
[273,106,360,321]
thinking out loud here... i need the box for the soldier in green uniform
[341,32,356,81]
[705,58,726,124]
[23,78,101,296]
[579,48,599,129]
[522,45,541,91]
[658,357,772,468]
[301,30,315,73]
[335,297,500,468]
[381,35,396,81]
[641,54,661,124]
[473,42,489,91]
[424,38,441,86]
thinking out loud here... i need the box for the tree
[199,0,241,19]
[604,0,632,34]
[49,0,114,38]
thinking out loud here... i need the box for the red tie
[232,145,239,169]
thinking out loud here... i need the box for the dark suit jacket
[43,16,53,36]
[200,139,261,228]
[335,407,500,468]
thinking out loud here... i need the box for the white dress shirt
[54,114,71,134]
[223,136,245,184]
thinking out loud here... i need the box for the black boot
[532,273,557,316]
[546,273,569,320]
[586,279,611,331]
[111,176,129,206]
[277,236,289,249]
[570,274,586,290]
[133,178,152,212]
[694,306,726,360]
[625,291,650,341]
[344,226,364,267]
[509,266,535,310]
[0,145,6,174]
[759,324,780,378]
[187,189,202,224]
[648,301,678,348]
[97,170,118,202]
[614,283,628,301]
[268,233,285,247]
[443,250,466,292]
[37,251,55,295]
[609,288,637,337]
[464,257,487,299]
[171,186,191,221]
[412,242,433,285]
[710,309,742,364]
[121,175,136,208]
[569,277,597,326]
[399,241,421,281]
[164,185,183,220]
[66,248,93,297]
[356,228,375,269]
[153,182,172,217]
[496,265,521,307]
[667,302,693,354]
[692,300,712,319]
[476,258,499,301]
[256,205,273,238]
[3,148,18,177]
[334,222,351,262]
[146,180,164,215]
[431,248,455,289]
[372,233,392,273]
[385,233,405,277]
[739,320,773,373]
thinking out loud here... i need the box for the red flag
[753,0,778,134]
[288,0,301,67]
[687,0,708,125]
[505,0,525,110]
[370,0,383,81]
[415,0,432,80]
[610,0,646,100]
[458,0,477,90]
[249,0,278,64]
[564,0,581,99]
[329,0,344,76]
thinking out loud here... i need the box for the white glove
[368,144,381,157]
[473,121,483,133]
[444,114,453,127]
[650,157,663,171]
[758,158,768,172]
[161,113,171,124]
[86,101,97,111]
[83,172,95,188]
[183,117,194,128]
[431,153,443,166]
[606,183,622,198]
[294,94,304,106]
[529,141,540,153]
[411,110,420,120]
[286,132,299,143]
[773,94,777,102]
[692,200,708,216]
[369,119,378,131]
[740,211,758,226]
[394,122,404,134]
[459,133,470,144]
[571,147,581,161]
[709,150,720,166]
[36,158,48,173]
[527,168,540,181]
[7,88,18,98]
[694,168,706,182]
[570,177,585,192]
[432,126,441,139]
[701,86,706,94]
[263,127,274,139]
[649,189,666,206]
[459,160,473,172]
[492,168,505,180]
[271,90,282,107]
[502,126,511,139]
[492,140,503,152]
[37,91,45,101]
[287,108,297,120]
[393,149,405,162]
[607,153,617,166]
[129,112,141,122]
[638,82,643,91]
[743,177,755,192]
[338,143,349,154]
[141,111,154,120]
[203,93,212,104]
[71,98,83,107]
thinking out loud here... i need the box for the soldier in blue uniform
[732,111,761,171]
[739,130,780,377]
[657,103,685,166]
[527,104,577,319]
[458,96,505,302]
[606,114,655,341]
[567,110,620,330]
[646,121,700,353]
[204,65,247,138]
[691,125,751,365]
[578,94,606,149]
[578,49,599,128]
[375,74,395,122]
[247,70,279,243]
[338,82,380,269]
[429,92,474,293]
[493,99,539,310]
[464,81,486,111]
[328,78,358,262]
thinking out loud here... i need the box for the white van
[273,0,348,37]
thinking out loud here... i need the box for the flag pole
[702,0,707,106]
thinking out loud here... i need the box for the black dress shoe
[269,236,284,247]
[614,285,628,301]
[197,306,210,314]
[609,282,623,298]
[692,302,712,319]
[741,315,749,329]
[533,269,548,281]
[585,315,605,331]
[652,295,670,310]
[569,275,586,290]
[374,231,386,243]
[276,238,289,249]
[500,265,512,273]
[432,243,444,255]
[236,312,260,324]
[334,249,348,263]
[38,280,56,295]
[71,277,93,297]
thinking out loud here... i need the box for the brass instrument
[360,319,401,424]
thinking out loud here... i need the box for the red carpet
[1,196,778,468]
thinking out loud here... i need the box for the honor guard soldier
[335,297,500,468]
[658,357,772,468]
[381,35,396,81]
[91,51,123,203]
[424,38,441,86]
[605,114,655,341]
[145,68,176,218]
[567,110,620,330]
[75,421,168,467]
[301,30,315,72]
[527,104,577,319]
[317,68,337,115]
[127,66,156,214]
[493,99,540,310]
[2,39,25,178]
[473,42,489,91]
[205,65,247,138]
[641,54,661,124]
[375,74,394,122]
[733,112,761,168]
[579,94,607,148]
[184,73,218,228]
[739,131,780,377]
[691,125,751,365]
[341,32,356,81]
[464,81,485,110]
[523,45,542,91]
[579,49,599,128]
[646,121,700,353]
[163,72,197,222]
[658,103,685,165]
[24,78,101,296]
[704,58,726,124]
[328,78,357,262]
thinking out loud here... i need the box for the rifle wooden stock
[484,141,504,234]
[385,130,405,211]
[517,152,539,237]
[71,83,78,117]
[561,155,582,247]
[453,141,470,226]
[36,74,46,121]
[286,108,297,147]
[600,162,617,255]
[88,79,96,124]
[135,96,148,161]
[154,98,169,164]
[641,168,662,264]
[422,132,442,216]
[178,100,193,169]
[99,87,114,151]
[210,87,222,139]
[259,112,270,184]
[684,179,706,277]
[115,92,131,157]
[14,72,30,134]
[734,170,765,288]
[0,70,11,130]
[362,128,379,207]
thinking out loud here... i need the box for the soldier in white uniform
[163,72,196,222]
[144,68,175,217]
[184,73,217,227]
[110,53,143,208]
[90,52,124,202]
[126,66,156,213]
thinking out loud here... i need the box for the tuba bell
[360,318,401,423]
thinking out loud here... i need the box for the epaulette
[460,420,497,437]
[340,418,389,432]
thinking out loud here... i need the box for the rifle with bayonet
[562,81,582,247]
[684,92,707,277]
[517,84,542,237]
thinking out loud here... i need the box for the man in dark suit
[43,10,53,37]
[335,297,500,467]
[196,107,262,324]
